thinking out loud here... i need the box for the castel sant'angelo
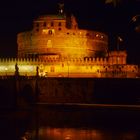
[0,3,140,106]
[0,3,138,78]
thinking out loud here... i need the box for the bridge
[0,76,94,108]
[0,75,140,109]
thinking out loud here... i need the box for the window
[58,22,61,26]
[50,66,55,72]
[36,28,39,32]
[47,40,52,48]
[43,22,46,27]
[101,35,104,39]
[42,29,47,34]
[96,34,99,37]
[51,22,54,26]
[49,30,52,34]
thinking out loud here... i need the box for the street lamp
[117,36,123,51]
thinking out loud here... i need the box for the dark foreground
[0,105,140,140]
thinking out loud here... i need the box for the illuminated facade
[0,7,138,78]
[17,14,108,59]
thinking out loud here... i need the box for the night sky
[0,0,140,64]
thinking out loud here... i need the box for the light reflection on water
[23,127,138,140]
[1,106,140,140]
[37,128,107,140]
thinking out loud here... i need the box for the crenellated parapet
[108,51,127,65]
[0,56,138,78]
[0,53,130,66]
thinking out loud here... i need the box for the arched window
[49,30,52,35]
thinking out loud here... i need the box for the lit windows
[96,34,104,39]
[101,35,104,39]
[96,34,99,37]
[42,29,55,35]
[42,29,47,34]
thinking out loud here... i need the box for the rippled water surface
[0,105,140,140]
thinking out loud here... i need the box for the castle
[0,4,138,78]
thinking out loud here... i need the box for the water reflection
[22,128,138,140]
[36,128,104,140]
[1,106,140,140]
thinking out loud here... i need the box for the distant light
[132,16,137,22]
[65,135,71,140]
[135,25,140,33]
[42,29,48,34]
[96,34,99,37]
[105,0,121,7]
[60,9,63,14]
[118,36,123,42]
[131,15,140,22]
[105,0,113,4]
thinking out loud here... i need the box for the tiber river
[0,105,140,140]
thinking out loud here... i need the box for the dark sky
[0,0,140,63]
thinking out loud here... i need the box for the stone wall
[17,29,108,58]
[0,56,138,78]
[0,76,140,108]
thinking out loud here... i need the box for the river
[0,105,140,140]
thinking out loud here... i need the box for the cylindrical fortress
[17,14,108,59]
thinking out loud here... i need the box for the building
[0,4,138,78]
[0,4,140,107]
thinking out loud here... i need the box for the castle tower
[17,4,108,59]
[108,51,127,65]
